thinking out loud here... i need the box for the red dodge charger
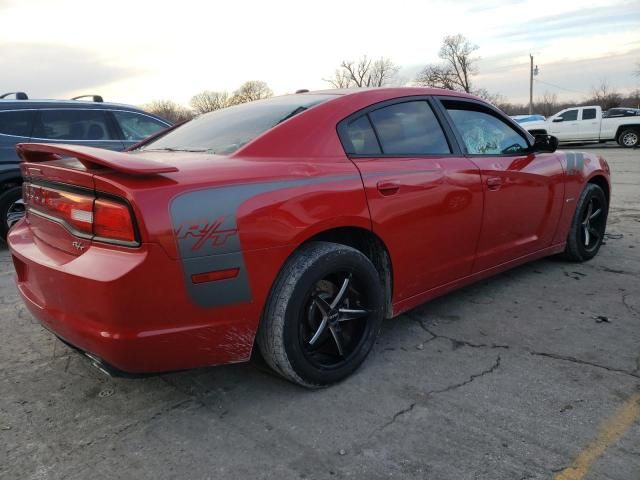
[8,88,610,387]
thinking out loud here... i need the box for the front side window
[558,109,578,121]
[368,101,451,155]
[445,105,529,155]
[33,110,114,140]
[0,110,35,137]
[113,111,168,141]
[582,108,597,120]
[142,94,335,155]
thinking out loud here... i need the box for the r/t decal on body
[169,176,360,307]
[174,217,238,252]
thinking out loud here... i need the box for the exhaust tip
[83,353,114,377]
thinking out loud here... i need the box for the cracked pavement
[1,146,639,479]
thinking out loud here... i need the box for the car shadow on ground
[4,224,627,408]
[61,254,567,396]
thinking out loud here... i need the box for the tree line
[143,80,274,123]
[143,34,640,123]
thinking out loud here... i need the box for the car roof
[0,98,150,113]
[300,86,474,98]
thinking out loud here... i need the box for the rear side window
[444,104,529,155]
[369,101,450,155]
[0,110,35,137]
[33,110,115,141]
[112,111,168,141]
[343,115,381,155]
[582,108,597,120]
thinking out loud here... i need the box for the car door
[437,97,564,272]
[110,110,171,149]
[577,107,600,140]
[338,98,483,301]
[32,109,125,151]
[548,108,580,141]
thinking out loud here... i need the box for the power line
[533,78,586,96]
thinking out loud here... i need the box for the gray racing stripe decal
[170,175,360,307]
[565,152,584,175]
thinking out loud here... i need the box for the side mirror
[552,117,563,123]
[533,134,558,153]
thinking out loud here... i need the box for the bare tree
[370,57,399,87]
[473,88,505,105]
[325,56,399,88]
[536,91,559,117]
[629,89,640,109]
[327,68,353,88]
[142,100,194,124]
[190,91,232,114]
[416,64,458,91]
[230,80,273,105]
[416,34,478,93]
[590,80,622,110]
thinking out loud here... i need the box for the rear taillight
[24,182,138,246]
[23,184,94,235]
[93,198,136,243]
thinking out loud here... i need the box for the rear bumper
[8,219,258,373]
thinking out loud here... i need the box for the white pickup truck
[523,105,640,148]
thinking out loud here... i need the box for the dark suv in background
[0,92,171,239]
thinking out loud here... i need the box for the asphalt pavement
[1,146,638,480]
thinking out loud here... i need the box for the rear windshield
[141,94,335,155]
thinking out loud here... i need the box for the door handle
[377,181,400,196]
[486,177,502,191]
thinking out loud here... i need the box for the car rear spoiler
[16,143,178,175]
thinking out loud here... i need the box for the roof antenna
[295,89,309,94]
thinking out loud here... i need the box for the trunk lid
[17,143,176,256]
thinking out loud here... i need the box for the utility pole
[529,54,539,115]
[529,54,534,115]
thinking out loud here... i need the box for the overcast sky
[1,0,639,106]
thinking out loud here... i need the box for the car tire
[563,183,608,262]
[257,241,385,388]
[0,186,24,241]
[618,129,639,148]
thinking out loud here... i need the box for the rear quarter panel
[92,154,370,367]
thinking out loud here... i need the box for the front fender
[552,151,611,245]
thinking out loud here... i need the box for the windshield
[141,94,335,155]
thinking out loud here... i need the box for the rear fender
[167,173,371,309]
